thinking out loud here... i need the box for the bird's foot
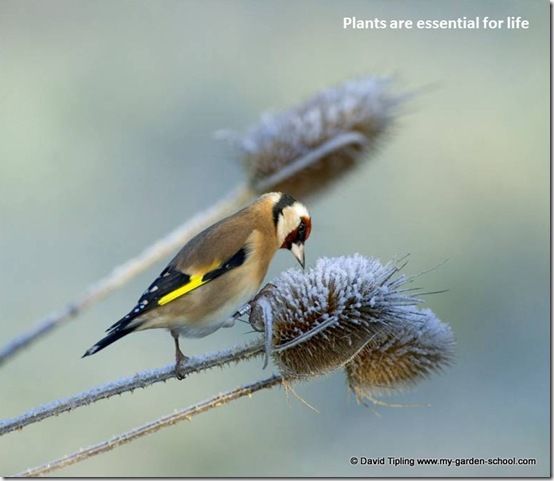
[170,329,189,380]
[174,350,189,380]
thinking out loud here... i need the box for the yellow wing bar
[157,274,207,306]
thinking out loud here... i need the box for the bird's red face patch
[302,216,312,242]
[281,216,312,249]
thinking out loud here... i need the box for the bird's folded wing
[107,247,249,332]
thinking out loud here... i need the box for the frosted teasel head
[345,307,455,402]
[221,77,402,198]
[249,254,424,379]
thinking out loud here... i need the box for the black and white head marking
[271,193,311,248]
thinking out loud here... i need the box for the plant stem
[0,339,264,437]
[13,375,283,477]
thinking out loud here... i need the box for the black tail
[82,326,135,358]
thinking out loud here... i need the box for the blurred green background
[0,0,549,477]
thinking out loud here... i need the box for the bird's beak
[291,242,305,269]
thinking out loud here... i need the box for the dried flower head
[345,308,455,401]
[249,254,423,379]
[222,77,402,198]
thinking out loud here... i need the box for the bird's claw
[174,353,189,381]
[175,365,186,380]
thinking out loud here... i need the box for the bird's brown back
[170,194,279,275]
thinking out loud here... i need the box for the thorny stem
[14,375,283,477]
[0,184,254,367]
[0,339,264,437]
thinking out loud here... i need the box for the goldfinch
[83,192,312,377]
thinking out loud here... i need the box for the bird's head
[270,193,312,269]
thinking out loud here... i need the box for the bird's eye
[297,220,306,238]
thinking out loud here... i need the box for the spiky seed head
[223,77,402,198]
[345,308,455,400]
[250,254,423,379]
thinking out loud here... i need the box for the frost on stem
[223,77,402,198]
[249,254,441,380]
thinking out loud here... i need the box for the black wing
[107,247,248,333]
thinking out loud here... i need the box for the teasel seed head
[249,254,424,379]
[345,308,455,401]
[221,77,403,198]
